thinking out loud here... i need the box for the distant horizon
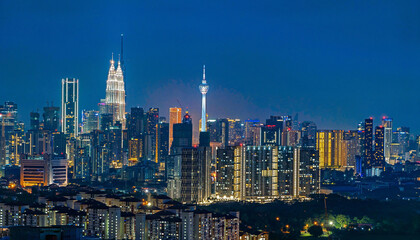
[1,1,419,134]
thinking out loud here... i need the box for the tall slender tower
[199,65,209,132]
[105,55,126,127]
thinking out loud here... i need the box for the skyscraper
[373,125,385,168]
[169,107,182,151]
[382,117,392,163]
[207,118,229,147]
[43,105,60,132]
[199,65,209,133]
[61,78,79,137]
[363,118,373,170]
[146,108,159,162]
[81,110,99,134]
[167,112,193,200]
[105,56,126,128]
[30,112,40,131]
[316,130,346,168]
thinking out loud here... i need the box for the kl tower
[199,65,210,147]
[199,65,209,132]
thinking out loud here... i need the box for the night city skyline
[0,2,419,240]
[1,1,420,133]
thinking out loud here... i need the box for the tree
[308,225,323,238]
[335,214,350,229]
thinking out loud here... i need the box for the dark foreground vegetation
[203,194,420,240]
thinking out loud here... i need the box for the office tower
[127,107,145,163]
[0,102,18,166]
[363,118,373,169]
[167,112,193,200]
[9,125,25,166]
[30,112,40,131]
[382,117,392,163]
[199,65,209,132]
[81,110,99,134]
[100,113,113,132]
[293,113,299,130]
[128,107,145,138]
[108,122,123,168]
[283,115,292,129]
[373,126,385,168]
[105,56,126,127]
[146,108,159,162]
[393,127,410,155]
[42,105,60,132]
[316,130,346,168]
[74,134,91,179]
[261,116,284,146]
[300,121,317,147]
[90,130,110,181]
[158,121,169,163]
[207,118,229,147]
[216,147,235,197]
[61,78,79,137]
[169,107,182,151]
[52,132,66,157]
[172,113,193,149]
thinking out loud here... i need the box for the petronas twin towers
[105,56,126,127]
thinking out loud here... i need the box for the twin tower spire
[105,53,126,127]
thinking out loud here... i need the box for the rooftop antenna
[120,34,124,72]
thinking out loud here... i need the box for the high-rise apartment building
[216,147,235,197]
[316,130,346,168]
[61,78,79,137]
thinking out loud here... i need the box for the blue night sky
[1,1,420,132]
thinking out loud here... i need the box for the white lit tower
[199,65,209,132]
[105,54,126,128]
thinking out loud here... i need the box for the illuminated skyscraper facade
[61,78,79,137]
[199,65,209,132]
[382,117,392,163]
[316,130,346,168]
[169,107,182,151]
[105,56,126,128]
[363,118,373,169]
[373,125,385,168]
